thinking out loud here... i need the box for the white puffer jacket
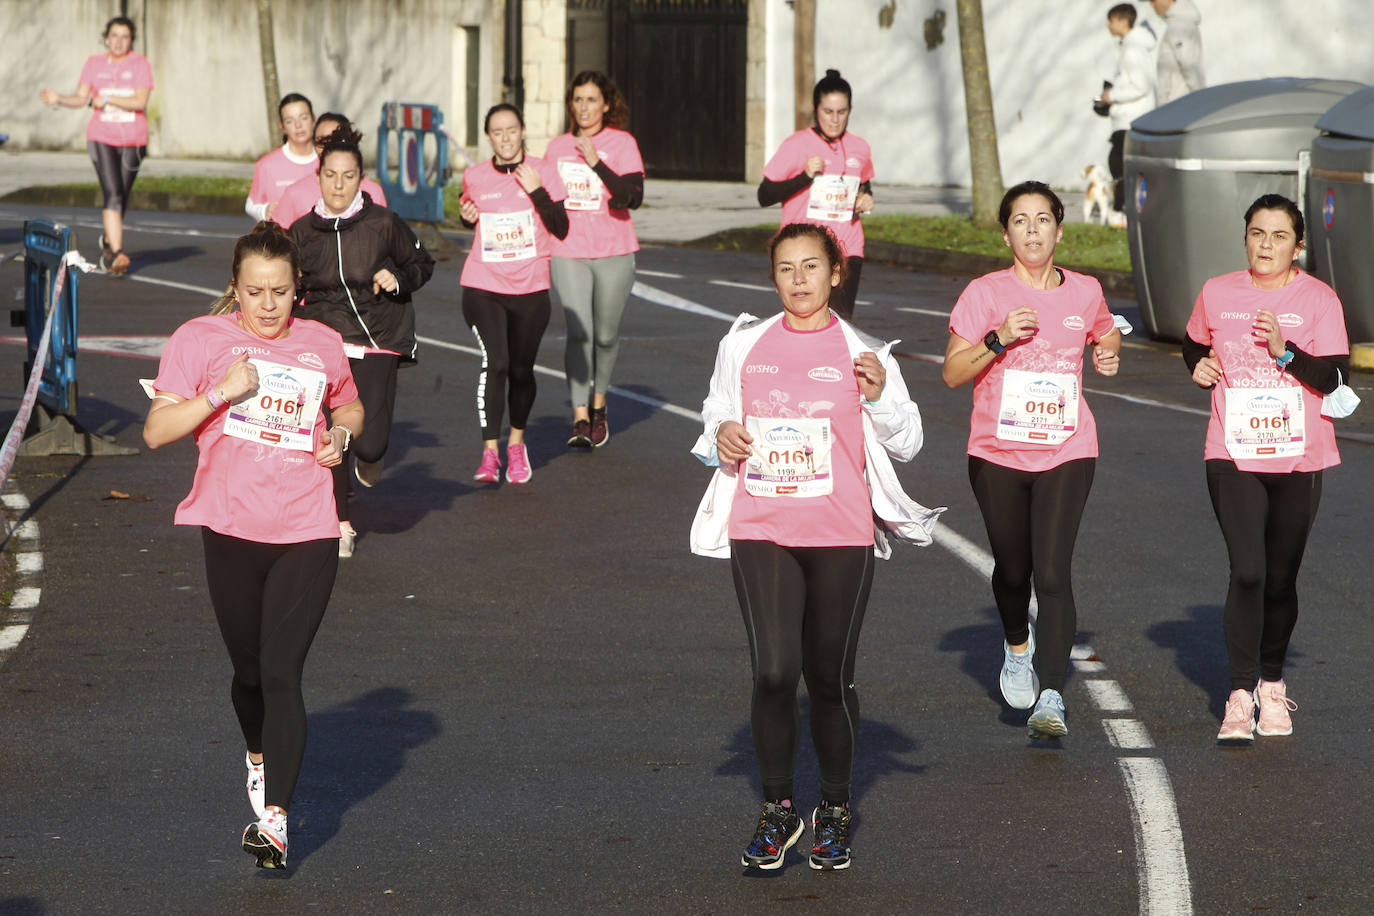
[1156,0,1205,105]
[1110,22,1158,132]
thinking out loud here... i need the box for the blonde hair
[210,221,299,314]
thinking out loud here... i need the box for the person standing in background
[1099,4,1156,216]
[1150,0,1205,105]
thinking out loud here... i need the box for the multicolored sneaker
[242,809,287,869]
[590,406,610,447]
[567,419,593,448]
[1254,679,1296,737]
[245,752,265,819]
[741,802,803,869]
[1000,629,1039,710]
[505,443,532,484]
[474,448,501,482]
[809,804,852,870]
[1027,688,1068,739]
[1217,688,1256,742]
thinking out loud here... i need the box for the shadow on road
[126,244,204,270]
[287,686,440,866]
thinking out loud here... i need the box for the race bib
[806,174,860,222]
[743,416,833,498]
[480,209,538,262]
[1224,385,1305,460]
[557,161,604,211]
[223,359,328,452]
[996,368,1080,445]
[342,343,367,361]
[99,87,136,123]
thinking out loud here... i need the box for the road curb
[2,185,245,216]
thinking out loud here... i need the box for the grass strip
[861,213,1131,273]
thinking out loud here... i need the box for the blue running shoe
[1000,629,1039,710]
[809,804,852,870]
[741,802,803,869]
[1027,688,1068,739]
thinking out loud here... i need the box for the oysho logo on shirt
[298,352,326,369]
[745,364,779,374]
[233,345,271,356]
[1220,311,1251,320]
[808,366,845,382]
[1277,312,1304,328]
[1062,315,1085,331]
[479,192,502,201]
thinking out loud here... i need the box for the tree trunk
[955,0,1004,226]
[793,0,815,131]
[256,0,281,149]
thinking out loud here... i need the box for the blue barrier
[377,102,449,222]
[22,219,79,415]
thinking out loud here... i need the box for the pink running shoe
[474,448,501,482]
[1255,679,1297,737]
[1217,688,1255,742]
[506,442,532,484]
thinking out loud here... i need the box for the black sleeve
[859,181,873,197]
[758,172,813,207]
[530,186,569,240]
[381,216,436,299]
[1181,333,1211,377]
[460,212,477,230]
[1285,342,1349,395]
[592,161,643,210]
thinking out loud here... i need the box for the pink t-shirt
[1185,269,1347,473]
[276,174,387,229]
[249,145,318,208]
[78,52,153,146]
[762,128,874,258]
[459,156,565,295]
[950,267,1116,472]
[153,314,359,544]
[729,318,872,547]
[545,127,642,259]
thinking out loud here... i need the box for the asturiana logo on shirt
[1248,394,1284,412]
[1026,379,1063,399]
[261,371,304,398]
[764,426,807,446]
[1062,315,1085,331]
[1277,312,1303,328]
[845,157,861,169]
[808,366,844,382]
[745,364,779,374]
[298,353,326,369]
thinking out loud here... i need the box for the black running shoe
[589,406,610,447]
[809,804,852,870]
[567,419,593,448]
[741,802,803,869]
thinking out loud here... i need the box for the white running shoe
[245,751,265,819]
[243,809,287,869]
[1000,629,1039,710]
[338,521,357,558]
[1027,688,1068,739]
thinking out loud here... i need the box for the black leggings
[969,456,1095,692]
[1108,130,1126,213]
[1205,460,1323,689]
[203,529,338,810]
[87,140,144,214]
[730,539,874,804]
[830,256,864,322]
[331,352,399,522]
[461,286,551,440]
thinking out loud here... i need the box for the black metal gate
[569,0,748,181]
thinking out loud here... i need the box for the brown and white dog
[1082,164,1114,225]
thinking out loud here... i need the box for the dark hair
[103,16,135,42]
[318,126,365,173]
[211,222,299,314]
[998,180,1065,229]
[812,69,852,109]
[313,112,351,141]
[566,71,630,132]
[1244,194,1305,243]
[767,223,849,291]
[277,93,313,121]
[1107,4,1137,26]
[483,103,525,134]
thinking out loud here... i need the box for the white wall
[765,0,1374,189]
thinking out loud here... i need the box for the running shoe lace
[747,805,790,856]
[812,807,848,853]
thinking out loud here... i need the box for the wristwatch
[984,330,1006,355]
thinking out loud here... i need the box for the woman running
[458,104,568,483]
[545,71,644,449]
[245,93,317,223]
[943,180,1122,740]
[758,69,874,321]
[272,112,388,229]
[1183,194,1351,742]
[38,16,154,275]
[143,222,363,869]
[691,223,942,871]
[290,128,435,557]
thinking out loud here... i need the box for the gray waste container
[1124,78,1363,341]
[1307,84,1374,342]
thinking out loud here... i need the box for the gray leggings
[551,253,636,407]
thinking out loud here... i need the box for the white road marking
[1103,719,1156,750]
[0,624,29,652]
[15,553,41,573]
[637,270,683,279]
[1073,658,1107,673]
[708,279,772,292]
[632,281,738,322]
[1084,679,1135,713]
[2,493,29,510]
[1119,758,1193,915]
[10,587,39,609]
[897,306,951,319]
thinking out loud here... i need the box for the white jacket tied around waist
[689,311,946,559]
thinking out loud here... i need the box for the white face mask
[1322,370,1361,419]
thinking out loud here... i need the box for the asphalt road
[1,204,1372,915]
